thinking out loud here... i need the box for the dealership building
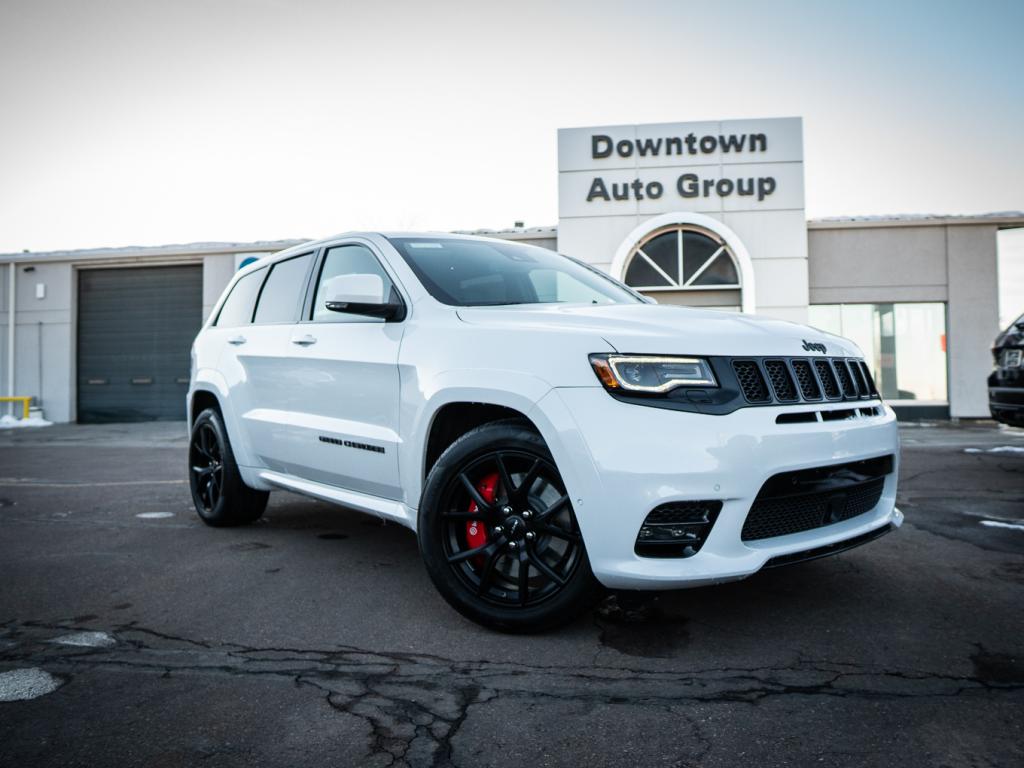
[2,117,1021,424]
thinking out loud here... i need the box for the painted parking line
[49,631,117,648]
[980,520,1024,532]
[963,446,1024,454]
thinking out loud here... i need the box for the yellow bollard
[0,396,31,419]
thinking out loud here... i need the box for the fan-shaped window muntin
[623,226,740,291]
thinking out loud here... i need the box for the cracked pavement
[1,421,1022,766]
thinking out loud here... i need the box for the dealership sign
[586,172,776,203]
[585,130,776,202]
[557,117,804,218]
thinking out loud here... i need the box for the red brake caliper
[466,472,498,564]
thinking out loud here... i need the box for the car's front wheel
[418,420,600,632]
[188,408,269,527]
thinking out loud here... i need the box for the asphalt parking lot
[1,420,1022,767]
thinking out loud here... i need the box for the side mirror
[323,273,404,320]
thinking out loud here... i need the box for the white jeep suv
[188,233,901,631]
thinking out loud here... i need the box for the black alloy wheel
[190,421,224,513]
[188,407,268,527]
[441,450,583,607]
[419,420,599,632]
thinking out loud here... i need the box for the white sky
[1,0,1021,317]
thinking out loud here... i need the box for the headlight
[589,354,717,393]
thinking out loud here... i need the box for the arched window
[623,226,740,291]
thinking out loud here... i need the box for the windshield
[388,237,641,307]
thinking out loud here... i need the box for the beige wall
[808,226,948,303]
[202,254,237,321]
[946,225,1000,417]
[808,223,1001,418]
[1,261,75,422]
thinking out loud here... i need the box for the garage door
[77,265,203,423]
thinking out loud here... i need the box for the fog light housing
[634,501,722,558]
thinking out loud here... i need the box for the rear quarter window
[215,267,267,327]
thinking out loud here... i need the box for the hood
[456,303,860,358]
[993,319,1024,352]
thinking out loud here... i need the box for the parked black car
[989,311,1024,427]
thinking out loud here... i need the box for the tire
[188,407,269,527]
[418,420,600,632]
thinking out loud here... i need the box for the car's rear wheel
[418,420,600,632]
[188,408,269,527]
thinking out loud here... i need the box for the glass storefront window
[809,302,948,402]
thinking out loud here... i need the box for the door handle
[227,335,247,346]
[291,334,317,346]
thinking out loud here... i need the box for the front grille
[858,361,878,396]
[844,361,866,397]
[733,361,770,402]
[833,360,857,398]
[741,455,893,541]
[791,359,822,400]
[814,359,841,399]
[731,357,876,406]
[635,500,721,558]
[764,360,799,401]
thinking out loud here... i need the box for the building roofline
[808,212,1024,231]
[5,211,1022,263]
[453,226,558,241]
[0,239,309,264]
[0,229,562,264]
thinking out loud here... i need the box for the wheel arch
[189,389,222,424]
[423,402,540,482]
[402,375,556,512]
[187,370,260,472]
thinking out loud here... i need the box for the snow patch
[0,668,62,701]
[0,414,52,429]
[980,520,1024,532]
[136,511,174,519]
[49,631,116,648]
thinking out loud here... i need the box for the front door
[274,241,405,500]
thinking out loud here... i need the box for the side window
[215,267,267,327]
[311,244,395,322]
[253,253,313,325]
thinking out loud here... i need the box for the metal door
[77,265,202,422]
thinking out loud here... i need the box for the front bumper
[988,385,1024,426]
[534,387,901,590]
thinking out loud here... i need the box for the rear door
[276,240,406,499]
[215,254,315,467]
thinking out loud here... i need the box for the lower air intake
[741,456,893,541]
